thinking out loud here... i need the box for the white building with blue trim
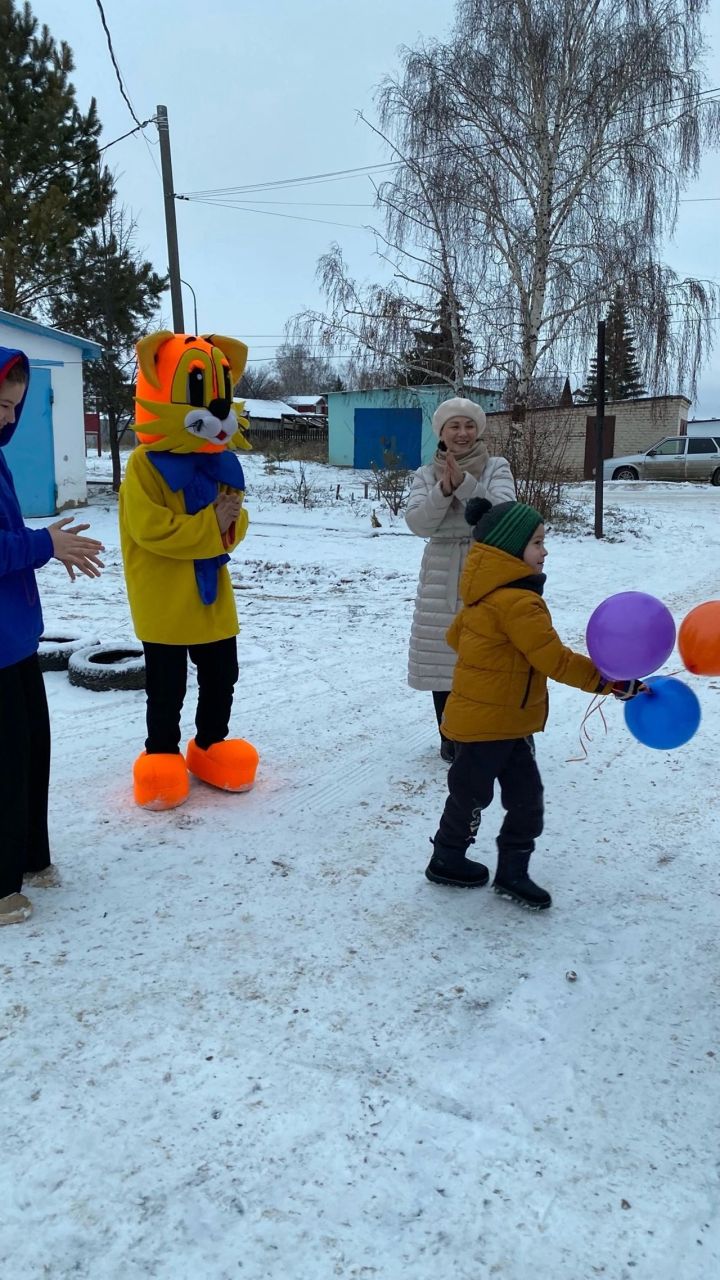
[0,309,101,516]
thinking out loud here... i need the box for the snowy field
[2,453,719,1280]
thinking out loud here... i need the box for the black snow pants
[0,653,51,898]
[142,637,239,754]
[434,736,544,856]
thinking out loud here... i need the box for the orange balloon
[678,600,720,675]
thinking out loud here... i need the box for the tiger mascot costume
[119,330,258,810]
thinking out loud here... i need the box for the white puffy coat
[406,455,516,690]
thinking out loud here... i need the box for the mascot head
[134,331,252,453]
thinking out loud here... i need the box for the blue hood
[0,346,31,448]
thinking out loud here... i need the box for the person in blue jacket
[0,347,105,926]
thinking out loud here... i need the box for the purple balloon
[586,591,676,679]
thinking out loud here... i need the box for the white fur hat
[432,396,486,438]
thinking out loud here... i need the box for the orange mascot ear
[136,331,175,391]
[201,334,249,384]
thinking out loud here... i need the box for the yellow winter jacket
[442,543,608,742]
[118,446,249,645]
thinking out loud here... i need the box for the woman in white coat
[406,397,516,762]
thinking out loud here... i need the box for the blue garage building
[327,384,502,470]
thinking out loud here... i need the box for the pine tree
[49,203,166,490]
[582,289,647,401]
[401,287,474,388]
[0,0,114,316]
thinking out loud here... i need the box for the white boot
[24,865,61,888]
[0,893,33,925]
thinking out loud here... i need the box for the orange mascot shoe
[186,738,259,792]
[133,752,190,811]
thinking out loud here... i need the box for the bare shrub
[254,437,327,469]
[495,412,574,522]
[368,449,414,515]
[282,462,317,509]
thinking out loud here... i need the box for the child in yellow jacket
[425,498,643,908]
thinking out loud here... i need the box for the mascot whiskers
[119,331,258,810]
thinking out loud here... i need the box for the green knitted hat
[465,498,544,559]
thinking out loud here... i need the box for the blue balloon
[624,676,701,750]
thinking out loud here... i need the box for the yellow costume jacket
[119,446,248,644]
[442,542,608,742]
[119,330,252,646]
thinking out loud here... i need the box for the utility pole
[594,319,606,539]
[156,105,184,332]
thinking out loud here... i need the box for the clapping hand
[48,518,105,581]
[439,451,465,496]
[214,492,241,535]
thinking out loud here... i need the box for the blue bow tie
[149,452,245,605]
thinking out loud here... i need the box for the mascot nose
[208,396,231,420]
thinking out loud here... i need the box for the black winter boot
[439,737,455,763]
[425,841,489,888]
[493,847,551,910]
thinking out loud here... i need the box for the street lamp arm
[180,279,198,334]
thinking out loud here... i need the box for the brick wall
[484,395,691,480]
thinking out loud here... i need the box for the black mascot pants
[0,654,51,898]
[434,736,544,856]
[142,637,239,755]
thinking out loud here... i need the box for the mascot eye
[187,368,206,407]
[223,368,232,401]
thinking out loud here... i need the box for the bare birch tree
[376,0,720,411]
[293,112,486,393]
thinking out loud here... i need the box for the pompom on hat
[465,497,544,560]
[431,396,486,438]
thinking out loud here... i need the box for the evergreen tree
[0,0,114,316]
[401,287,474,388]
[49,203,166,490]
[582,289,647,401]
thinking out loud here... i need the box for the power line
[182,197,370,231]
[182,160,400,200]
[93,0,162,182]
[98,121,154,155]
[178,85,720,204]
[93,0,146,131]
[49,119,154,181]
[200,199,374,208]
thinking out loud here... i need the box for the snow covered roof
[285,395,326,408]
[0,307,102,359]
[234,398,299,420]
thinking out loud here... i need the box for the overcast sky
[29,0,720,414]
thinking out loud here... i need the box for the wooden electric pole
[156,104,184,332]
[594,319,606,539]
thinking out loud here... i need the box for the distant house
[0,308,101,515]
[235,397,329,445]
[236,398,300,433]
[285,394,327,416]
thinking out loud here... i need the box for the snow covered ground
[2,454,719,1280]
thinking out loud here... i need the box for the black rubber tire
[38,635,100,672]
[68,643,146,692]
[612,467,639,481]
[711,468,720,487]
